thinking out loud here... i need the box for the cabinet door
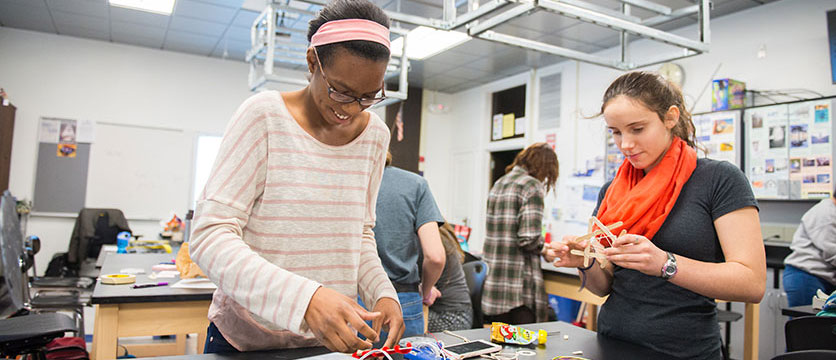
[0,104,16,192]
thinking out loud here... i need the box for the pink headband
[310,19,390,50]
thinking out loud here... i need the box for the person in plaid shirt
[482,143,559,324]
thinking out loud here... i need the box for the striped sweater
[190,91,397,351]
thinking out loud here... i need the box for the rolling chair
[785,316,836,352]
[0,192,89,339]
[0,192,79,359]
[462,260,489,328]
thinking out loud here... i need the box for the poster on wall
[787,100,832,199]
[693,111,741,166]
[745,104,790,199]
[604,131,624,181]
[744,98,835,200]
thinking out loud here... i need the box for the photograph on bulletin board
[693,110,742,167]
[745,104,791,199]
[787,99,833,199]
[744,97,835,200]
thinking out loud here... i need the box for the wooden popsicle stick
[570,249,607,260]
[574,221,624,243]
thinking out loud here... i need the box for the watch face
[664,263,677,276]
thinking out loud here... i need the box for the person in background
[783,186,836,307]
[426,222,473,332]
[190,0,403,353]
[482,142,560,325]
[550,71,765,359]
[373,151,445,337]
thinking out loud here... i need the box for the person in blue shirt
[372,151,446,338]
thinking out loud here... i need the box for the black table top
[143,321,669,360]
[781,305,817,317]
[92,253,214,305]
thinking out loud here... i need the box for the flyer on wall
[788,100,832,199]
[746,104,790,199]
[694,111,740,166]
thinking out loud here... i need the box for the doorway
[489,149,522,188]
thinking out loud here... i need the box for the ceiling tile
[52,10,109,33]
[111,20,165,47]
[0,2,56,33]
[441,80,479,94]
[0,0,46,8]
[534,32,608,53]
[55,24,110,41]
[423,74,470,91]
[225,25,250,42]
[190,0,245,8]
[174,0,237,23]
[416,58,461,78]
[46,0,108,18]
[164,30,217,55]
[210,44,247,61]
[109,5,170,27]
[231,8,258,28]
[169,15,228,37]
[112,32,165,49]
[504,10,579,33]
[444,38,511,57]
[551,22,619,48]
[439,65,491,80]
[490,23,546,40]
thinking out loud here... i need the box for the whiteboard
[85,123,193,220]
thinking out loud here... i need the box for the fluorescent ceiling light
[390,26,471,60]
[108,0,176,15]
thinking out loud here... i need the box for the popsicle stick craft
[568,217,624,269]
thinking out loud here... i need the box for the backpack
[45,337,88,360]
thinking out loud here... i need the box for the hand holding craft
[602,233,669,277]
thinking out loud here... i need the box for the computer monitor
[829,9,836,84]
[0,191,25,318]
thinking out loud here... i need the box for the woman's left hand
[371,297,405,348]
[602,233,668,277]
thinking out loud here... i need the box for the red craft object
[352,343,413,358]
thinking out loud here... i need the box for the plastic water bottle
[117,231,131,254]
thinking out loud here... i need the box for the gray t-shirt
[784,198,836,285]
[594,158,757,360]
[430,250,472,312]
[375,166,444,285]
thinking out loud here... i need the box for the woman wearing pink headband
[191,0,403,354]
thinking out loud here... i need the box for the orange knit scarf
[596,136,697,243]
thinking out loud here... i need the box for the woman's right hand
[303,287,381,353]
[550,235,590,268]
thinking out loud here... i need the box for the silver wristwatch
[660,251,677,280]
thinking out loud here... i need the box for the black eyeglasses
[314,48,387,107]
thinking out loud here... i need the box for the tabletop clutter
[354,323,589,360]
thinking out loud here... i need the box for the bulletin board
[693,110,743,167]
[744,97,835,200]
[33,118,193,220]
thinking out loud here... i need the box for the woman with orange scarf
[550,72,765,359]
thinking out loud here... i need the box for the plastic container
[116,231,131,254]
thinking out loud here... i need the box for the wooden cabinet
[0,103,15,192]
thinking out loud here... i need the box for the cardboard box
[712,78,746,111]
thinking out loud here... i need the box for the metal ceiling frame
[246,0,710,97]
[247,1,409,106]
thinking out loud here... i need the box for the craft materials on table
[132,282,169,289]
[353,343,413,359]
[490,322,547,346]
[101,274,136,285]
[170,278,217,289]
